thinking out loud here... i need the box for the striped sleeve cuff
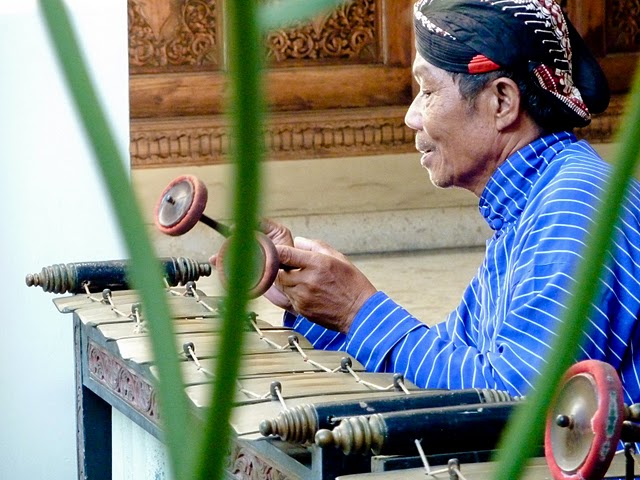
[283,312,347,351]
[345,291,423,372]
[283,311,297,328]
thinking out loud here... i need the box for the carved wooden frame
[129,0,639,168]
[129,0,416,168]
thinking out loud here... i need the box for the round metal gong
[545,360,624,480]
[154,175,208,236]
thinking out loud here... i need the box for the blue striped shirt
[285,132,640,404]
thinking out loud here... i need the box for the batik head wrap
[413,0,610,127]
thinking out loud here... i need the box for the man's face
[405,52,499,196]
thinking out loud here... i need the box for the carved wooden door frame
[129,0,416,168]
[128,0,639,168]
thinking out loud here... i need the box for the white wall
[0,2,128,479]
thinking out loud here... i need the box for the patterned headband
[413,0,610,127]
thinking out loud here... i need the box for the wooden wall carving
[131,106,414,167]
[128,0,379,71]
[607,0,640,52]
[265,0,378,64]
[128,0,414,168]
[563,0,639,92]
[129,0,639,168]
[128,0,220,72]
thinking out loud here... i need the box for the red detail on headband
[468,54,500,74]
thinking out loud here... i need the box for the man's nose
[404,95,423,131]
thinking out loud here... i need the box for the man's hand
[259,218,295,312]
[207,218,295,311]
[275,237,377,334]
[261,218,294,247]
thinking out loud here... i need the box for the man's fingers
[294,236,349,262]
[259,217,278,234]
[275,244,309,269]
[263,283,293,310]
[294,236,334,254]
[261,218,294,246]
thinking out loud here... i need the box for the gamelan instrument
[259,382,516,445]
[40,278,640,480]
[154,174,280,298]
[25,256,211,294]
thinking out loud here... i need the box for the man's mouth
[420,151,434,168]
[415,134,433,156]
[416,138,435,167]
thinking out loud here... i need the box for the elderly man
[257,0,640,404]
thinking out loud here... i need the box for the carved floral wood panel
[265,0,379,64]
[607,0,640,52]
[128,0,380,73]
[128,0,220,73]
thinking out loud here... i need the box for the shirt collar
[479,131,577,231]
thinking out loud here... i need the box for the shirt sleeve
[341,267,586,397]
[283,311,349,351]
[344,285,517,392]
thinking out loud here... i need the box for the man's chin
[426,170,450,190]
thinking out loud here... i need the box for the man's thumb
[275,244,304,269]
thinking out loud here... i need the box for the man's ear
[489,77,521,131]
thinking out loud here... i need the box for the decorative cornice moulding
[130,106,416,167]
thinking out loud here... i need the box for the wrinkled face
[405,52,499,196]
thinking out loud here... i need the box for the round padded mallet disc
[155,175,208,236]
[545,359,624,480]
[154,174,282,298]
[215,232,280,298]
